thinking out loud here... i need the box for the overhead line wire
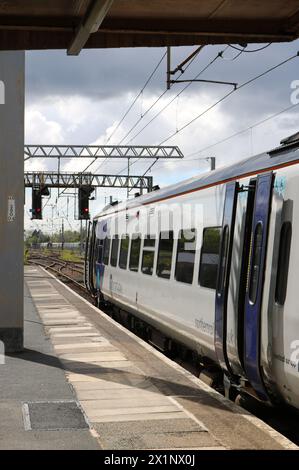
[185,102,299,158]
[113,47,229,180]
[158,52,299,145]
[106,50,167,144]
[118,45,211,146]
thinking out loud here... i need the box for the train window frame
[110,235,119,267]
[248,222,263,305]
[175,228,197,285]
[199,226,222,290]
[275,221,292,306]
[129,233,141,272]
[156,231,174,280]
[119,234,130,270]
[103,237,111,265]
[141,235,156,276]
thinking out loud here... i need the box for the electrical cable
[158,52,299,145]
[228,43,272,53]
[185,102,299,158]
[117,45,211,147]
[106,50,167,144]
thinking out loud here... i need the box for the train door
[243,172,274,401]
[215,172,274,401]
[94,236,105,299]
[215,181,239,376]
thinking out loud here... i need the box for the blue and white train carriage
[85,132,299,410]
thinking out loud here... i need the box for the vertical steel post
[57,156,61,198]
[80,219,83,254]
[61,219,64,250]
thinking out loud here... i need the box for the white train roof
[94,140,299,220]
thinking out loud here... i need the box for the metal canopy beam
[24,172,153,191]
[68,0,115,56]
[1,1,299,50]
[24,145,184,160]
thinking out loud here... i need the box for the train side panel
[99,185,225,358]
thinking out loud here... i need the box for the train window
[249,223,263,304]
[199,227,221,289]
[175,229,196,284]
[275,222,292,306]
[129,234,141,272]
[119,235,130,270]
[103,237,111,265]
[141,235,156,275]
[144,236,156,248]
[216,226,229,294]
[110,235,119,267]
[157,231,174,279]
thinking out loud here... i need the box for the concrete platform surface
[0,269,101,450]
[2,266,297,450]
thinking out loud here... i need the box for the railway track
[27,252,299,446]
[28,253,86,292]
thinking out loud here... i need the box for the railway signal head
[78,185,94,220]
[31,188,42,220]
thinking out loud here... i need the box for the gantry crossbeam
[24,145,184,161]
[24,172,153,191]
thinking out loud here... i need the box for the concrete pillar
[0,52,25,352]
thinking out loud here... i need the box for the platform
[1,266,297,450]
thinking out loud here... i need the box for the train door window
[199,227,221,289]
[141,235,156,275]
[103,237,111,265]
[216,225,229,295]
[119,235,130,270]
[129,234,141,272]
[110,235,119,267]
[248,223,263,304]
[157,231,174,279]
[175,229,196,284]
[275,222,292,306]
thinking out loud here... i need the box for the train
[84,131,299,411]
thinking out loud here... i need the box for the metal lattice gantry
[24,144,184,161]
[24,172,153,192]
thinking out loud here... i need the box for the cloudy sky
[24,39,299,233]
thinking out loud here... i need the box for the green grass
[24,248,29,265]
[59,249,83,263]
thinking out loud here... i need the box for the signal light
[31,188,42,220]
[78,185,94,220]
[31,185,49,220]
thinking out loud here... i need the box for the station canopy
[0,0,299,55]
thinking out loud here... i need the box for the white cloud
[25,107,64,144]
